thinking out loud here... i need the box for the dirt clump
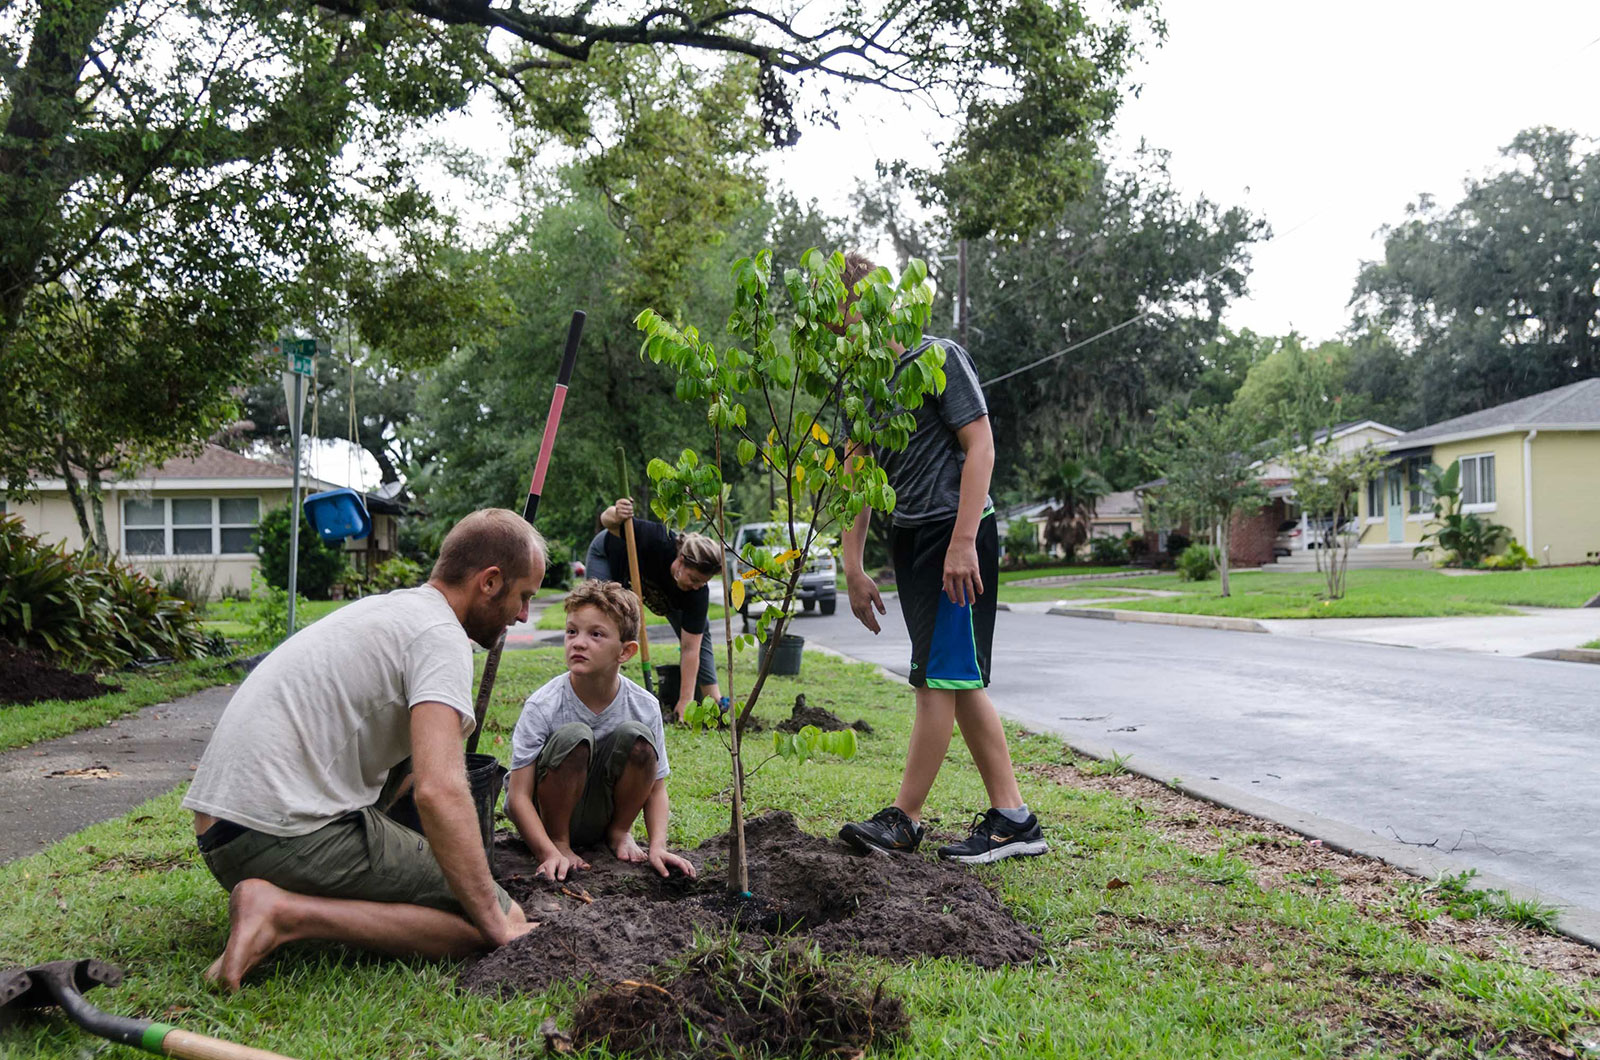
[569,937,907,1060]
[460,810,1039,996]
[774,693,874,734]
[0,643,114,706]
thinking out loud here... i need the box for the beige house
[1356,378,1600,566]
[4,446,330,598]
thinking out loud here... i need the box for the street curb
[1058,733,1600,951]
[1048,606,1269,634]
[1525,648,1600,665]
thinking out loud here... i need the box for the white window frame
[1458,452,1497,513]
[122,496,261,557]
[1365,476,1385,523]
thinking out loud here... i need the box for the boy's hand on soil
[943,542,983,607]
[650,849,697,879]
[536,850,587,881]
[846,574,884,634]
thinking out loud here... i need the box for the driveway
[1260,607,1600,655]
[792,597,1600,917]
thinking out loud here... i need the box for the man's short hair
[842,251,876,294]
[564,579,641,643]
[676,532,722,575]
[430,509,547,588]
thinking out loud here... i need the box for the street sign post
[278,339,315,636]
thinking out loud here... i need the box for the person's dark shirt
[600,519,710,634]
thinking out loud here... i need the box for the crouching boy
[506,579,696,882]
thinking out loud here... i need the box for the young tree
[637,249,938,895]
[1147,406,1265,597]
[1285,445,1390,600]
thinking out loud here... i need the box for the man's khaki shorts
[199,806,513,915]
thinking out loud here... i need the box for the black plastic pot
[379,752,507,872]
[761,633,805,676]
[654,663,682,717]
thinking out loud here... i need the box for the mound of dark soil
[0,643,113,706]
[774,693,874,735]
[570,938,907,1060]
[460,810,1039,996]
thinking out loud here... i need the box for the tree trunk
[85,468,111,556]
[1218,517,1231,597]
[58,445,95,550]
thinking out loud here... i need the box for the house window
[1366,476,1385,518]
[123,497,260,555]
[1459,454,1496,508]
[1406,458,1431,514]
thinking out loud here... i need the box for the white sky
[762,1,1600,343]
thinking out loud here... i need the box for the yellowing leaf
[824,450,837,471]
[729,580,746,610]
[794,464,806,484]
[774,549,802,565]
[810,422,831,445]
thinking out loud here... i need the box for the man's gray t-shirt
[878,336,992,527]
[182,585,475,837]
[511,674,669,780]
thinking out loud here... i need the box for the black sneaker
[937,809,1048,864]
[839,806,923,856]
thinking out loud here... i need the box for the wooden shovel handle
[155,1026,300,1060]
[622,517,651,668]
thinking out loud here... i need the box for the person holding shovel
[582,499,725,720]
[182,508,546,991]
[834,252,1047,865]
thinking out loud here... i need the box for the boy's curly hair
[563,579,641,643]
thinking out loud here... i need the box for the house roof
[137,444,292,480]
[1396,378,1600,447]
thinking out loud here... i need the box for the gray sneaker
[937,809,1048,864]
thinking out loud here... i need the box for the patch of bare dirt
[773,693,874,735]
[0,643,113,706]
[459,810,1039,996]
[1024,760,1600,988]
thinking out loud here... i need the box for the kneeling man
[183,508,545,990]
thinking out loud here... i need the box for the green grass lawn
[3,645,1596,1058]
[1583,639,1600,650]
[1076,567,1600,620]
[199,598,349,638]
[0,658,243,752]
[998,564,1134,584]
[1000,584,1163,604]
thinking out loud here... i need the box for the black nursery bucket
[761,634,805,677]
[654,663,682,717]
[380,753,507,871]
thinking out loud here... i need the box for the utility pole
[280,339,315,637]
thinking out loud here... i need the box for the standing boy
[836,252,1047,864]
[506,579,696,882]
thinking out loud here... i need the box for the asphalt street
[787,596,1600,914]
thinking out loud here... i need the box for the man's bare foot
[610,831,647,863]
[203,879,292,992]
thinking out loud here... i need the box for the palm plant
[1413,460,1508,567]
[1038,458,1109,557]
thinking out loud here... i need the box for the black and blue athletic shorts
[891,510,997,689]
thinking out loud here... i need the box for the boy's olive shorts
[534,719,656,848]
[199,806,513,915]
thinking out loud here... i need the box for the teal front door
[1387,470,1404,543]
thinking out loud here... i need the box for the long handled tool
[466,310,586,754]
[613,446,654,695]
[0,959,297,1059]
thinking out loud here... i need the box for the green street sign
[288,338,316,377]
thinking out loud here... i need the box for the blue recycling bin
[303,487,371,542]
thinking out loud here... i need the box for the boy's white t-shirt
[512,673,669,780]
[182,585,475,836]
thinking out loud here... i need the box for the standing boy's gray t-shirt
[182,585,475,837]
[877,336,992,527]
[512,674,669,780]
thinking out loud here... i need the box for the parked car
[725,522,838,616]
[1275,517,1355,555]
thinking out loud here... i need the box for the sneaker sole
[939,840,1049,864]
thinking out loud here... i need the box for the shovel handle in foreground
[0,960,299,1060]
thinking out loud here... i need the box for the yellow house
[1356,378,1600,566]
[3,445,337,598]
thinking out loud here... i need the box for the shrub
[542,537,574,590]
[1164,531,1191,558]
[1003,518,1037,558]
[1089,536,1129,565]
[254,503,349,599]
[1175,544,1218,582]
[247,571,309,648]
[1124,532,1149,562]
[1482,539,1538,570]
[152,562,216,606]
[0,514,210,669]
[338,555,426,598]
